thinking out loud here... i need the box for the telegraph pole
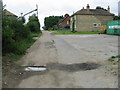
[36,4,38,18]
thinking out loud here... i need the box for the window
[93,24,97,27]
[67,21,69,25]
[93,23,100,27]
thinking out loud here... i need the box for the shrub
[2,13,41,56]
[53,25,58,30]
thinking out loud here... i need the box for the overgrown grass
[9,38,36,61]
[31,32,42,37]
[9,54,22,61]
[52,30,100,35]
[13,39,36,55]
[107,55,120,65]
[5,32,42,62]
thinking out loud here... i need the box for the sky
[3,0,120,29]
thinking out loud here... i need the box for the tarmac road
[14,31,118,88]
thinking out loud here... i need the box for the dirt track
[3,31,118,88]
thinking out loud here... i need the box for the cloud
[3,0,119,28]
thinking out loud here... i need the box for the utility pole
[21,13,23,17]
[3,4,6,10]
[36,4,38,18]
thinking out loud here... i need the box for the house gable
[4,9,18,18]
[70,4,114,32]
[58,14,70,29]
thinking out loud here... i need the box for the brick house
[70,4,114,32]
[58,14,70,29]
[4,9,18,18]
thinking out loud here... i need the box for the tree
[113,15,120,20]
[44,16,63,30]
[27,14,41,33]
[96,6,107,11]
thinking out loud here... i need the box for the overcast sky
[3,0,120,28]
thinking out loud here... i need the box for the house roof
[59,14,70,24]
[72,9,114,16]
[4,9,18,17]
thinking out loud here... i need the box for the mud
[3,61,101,88]
[47,62,101,72]
[2,66,48,88]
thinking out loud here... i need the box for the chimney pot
[87,4,90,11]
[107,6,110,12]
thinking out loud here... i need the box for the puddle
[22,62,100,72]
[25,66,47,71]
[47,62,101,72]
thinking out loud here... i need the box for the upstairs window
[67,21,69,25]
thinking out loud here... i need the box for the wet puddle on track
[23,62,101,72]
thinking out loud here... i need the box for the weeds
[9,54,22,61]
[108,55,120,65]
[6,38,37,62]
[31,32,42,37]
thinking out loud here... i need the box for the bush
[2,13,41,56]
[53,25,58,30]
[2,26,15,54]
[2,16,32,55]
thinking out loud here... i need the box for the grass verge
[9,54,22,61]
[8,38,37,62]
[52,30,100,35]
[31,32,42,37]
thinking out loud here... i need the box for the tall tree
[44,16,63,30]
[27,14,41,33]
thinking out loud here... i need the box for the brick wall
[59,16,70,28]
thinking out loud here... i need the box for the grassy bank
[9,38,36,61]
[31,32,42,37]
[4,32,42,62]
[52,30,100,35]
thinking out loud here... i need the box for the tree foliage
[44,16,63,30]
[27,14,41,33]
[96,6,107,11]
[96,6,120,20]
[2,13,42,55]
[113,16,120,20]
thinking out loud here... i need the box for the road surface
[4,31,118,88]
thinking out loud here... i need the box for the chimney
[82,7,84,9]
[107,6,110,12]
[86,4,90,11]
